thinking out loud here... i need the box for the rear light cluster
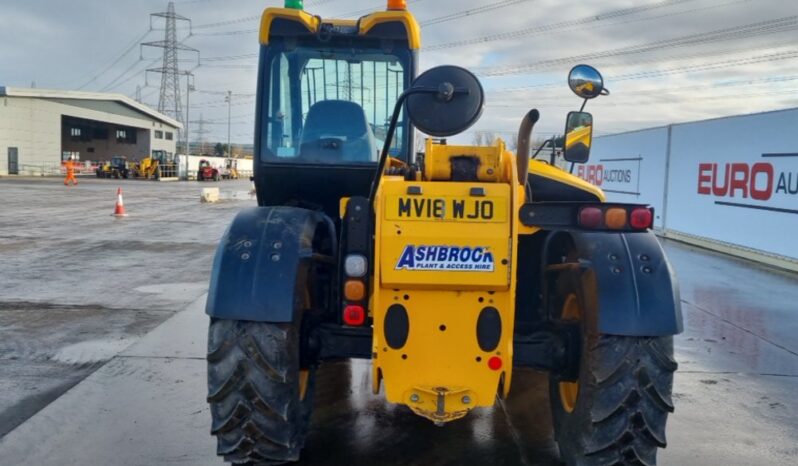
[578,205,653,231]
[343,254,368,326]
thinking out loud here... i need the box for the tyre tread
[207,319,312,465]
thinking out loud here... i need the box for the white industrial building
[0,87,182,176]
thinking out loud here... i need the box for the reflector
[344,254,368,277]
[343,305,366,326]
[605,208,627,230]
[578,207,603,229]
[630,208,653,230]
[344,280,366,301]
[488,356,503,371]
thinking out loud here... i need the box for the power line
[191,0,527,36]
[340,0,426,18]
[99,58,158,92]
[78,28,153,90]
[425,0,725,51]
[476,14,798,77]
[419,0,533,27]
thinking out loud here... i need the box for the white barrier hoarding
[585,127,670,228]
[176,155,254,179]
[665,109,798,260]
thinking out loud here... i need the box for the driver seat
[299,100,376,162]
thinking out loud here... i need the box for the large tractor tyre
[549,272,677,466]
[197,172,204,181]
[207,318,315,465]
[154,167,161,181]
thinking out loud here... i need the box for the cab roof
[259,7,421,49]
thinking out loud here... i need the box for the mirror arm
[579,98,588,112]
[368,86,448,206]
[531,137,554,160]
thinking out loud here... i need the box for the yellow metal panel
[259,8,421,49]
[379,180,511,289]
[259,8,320,45]
[372,149,520,422]
[424,139,508,182]
[373,289,514,419]
[359,11,422,49]
[339,197,350,219]
[528,159,606,201]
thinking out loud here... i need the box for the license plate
[385,195,507,222]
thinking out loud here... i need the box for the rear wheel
[207,318,315,465]
[549,272,677,466]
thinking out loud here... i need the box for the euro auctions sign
[576,157,642,195]
[697,155,798,213]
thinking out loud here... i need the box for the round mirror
[568,64,605,99]
[406,65,484,137]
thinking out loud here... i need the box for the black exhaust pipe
[516,109,540,187]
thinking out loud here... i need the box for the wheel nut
[461,395,471,405]
[410,394,420,402]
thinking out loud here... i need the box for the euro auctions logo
[395,245,495,272]
[697,153,798,214]
[576,156,642,195]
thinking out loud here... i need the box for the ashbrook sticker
[395,245,495,272]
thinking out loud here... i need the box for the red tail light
[487,356,503,371]
[630,208,653,230]
[343,305,366,326]
[578,207,603,229]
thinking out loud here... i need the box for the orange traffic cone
[114,187,128,217]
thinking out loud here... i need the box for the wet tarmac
[1,177,797,465]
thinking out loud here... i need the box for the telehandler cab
[205,1,682,465]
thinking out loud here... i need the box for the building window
[70,127,81,137]
[154,130,163,139]
[165,132,174,141]
[115,128,137,144]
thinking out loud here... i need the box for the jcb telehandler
[205,2,682,465]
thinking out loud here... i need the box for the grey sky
[2,0,797,144]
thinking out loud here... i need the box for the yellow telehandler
[205,1,682,465]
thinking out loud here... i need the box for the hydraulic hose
[516,109,540,186]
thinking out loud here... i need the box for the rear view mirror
[563,111,593,164]
[405,65,484,137]
[568,65,605,100]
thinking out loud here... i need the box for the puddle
[134,282,207,295]
[218,190,257,201]
[52,339,133,364]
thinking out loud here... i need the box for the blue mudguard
[568,231,683,336]
[206,206,333,322]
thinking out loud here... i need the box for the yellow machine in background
[204,2,682,465]
[222,158,239,180]
[131,151,178,180]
